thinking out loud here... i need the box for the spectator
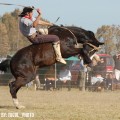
[44,66,56,91]
[79,59,87,91]
[113,54,120,81]
[26,74,41,90]
[34,74,41,90]
[91,74,106,91]
[92,58,106,77]
[68,61,81,86]
[58,65,72,91]
[106,73,118,90]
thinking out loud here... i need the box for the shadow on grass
[0,105,15,109]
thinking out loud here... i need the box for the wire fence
[0,63,120,91]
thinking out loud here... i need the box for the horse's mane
[48,25,76,38]
[62,25,103,46]
[49,25,96,43]
[66,26,95,37]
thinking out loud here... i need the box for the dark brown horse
[9,25,104,109]
[50,26,104,64]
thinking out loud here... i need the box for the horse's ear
[88,31,95,37]
[60,24,64,27]
[99,42,104,45]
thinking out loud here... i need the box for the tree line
[96,25,120,55]
[0,9,31,57]
[0,9,120,57]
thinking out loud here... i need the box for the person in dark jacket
[92,58,106,77]
[113,54,120,81]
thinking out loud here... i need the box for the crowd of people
[25,53,120,91]
[41,65,72,91]
[1,53,120,91]
[89,54,120,90]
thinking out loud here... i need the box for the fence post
[54,63,57,89]
[79,71,86,91]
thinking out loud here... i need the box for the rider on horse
[19,7,66,64]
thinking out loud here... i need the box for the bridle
[85,43,100,54]
[56,26,100,51]
[60,26,78,45]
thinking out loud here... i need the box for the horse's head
[66,26,104,64]
[48,25,104,64]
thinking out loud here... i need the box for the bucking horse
[9,25,104,109]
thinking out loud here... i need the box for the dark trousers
[45,79,55,90]
[28,33,59,44]
[57,80,71,91]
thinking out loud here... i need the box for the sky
[0,0,120,32]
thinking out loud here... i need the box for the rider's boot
[53,42,66,64]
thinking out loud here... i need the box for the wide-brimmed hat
[19,7,34,17]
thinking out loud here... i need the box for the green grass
[0,86,120,120]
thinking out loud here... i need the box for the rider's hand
[37,8,41,15]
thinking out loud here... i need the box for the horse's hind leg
[9,77,27,109]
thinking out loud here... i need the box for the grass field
[0,86,120,120]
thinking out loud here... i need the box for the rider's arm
[33,8,53,27]
[38,20,53,26]
[33,14,41,27]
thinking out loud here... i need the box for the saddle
[38,27,48,35]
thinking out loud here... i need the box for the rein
[50,25,83,48]
[56,26,84,48]
[60,26,78,45]
[85,43,100,53]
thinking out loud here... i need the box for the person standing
[58,66,72,91]
[79,59,87,91]
[44,66,56,91]
[113,54,120,81]
[96,58,106,77]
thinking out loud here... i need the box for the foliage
[0,22,10,57]
[0,9,31,57]
[96,25,120,55]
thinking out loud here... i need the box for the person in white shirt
[58,66,72,91]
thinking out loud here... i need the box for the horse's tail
[10,58,14,75]
[0,59,10,72]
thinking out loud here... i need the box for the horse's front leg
[80,49,92,64]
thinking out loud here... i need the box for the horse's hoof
[16,105,25,109]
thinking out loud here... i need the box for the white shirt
[19,17,36,36]
[59,69,71,81]
[91,76,104,84]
